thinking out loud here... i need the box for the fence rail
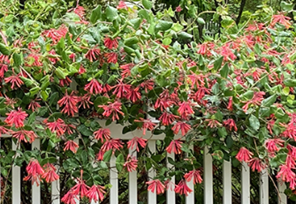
[0,123,288,204]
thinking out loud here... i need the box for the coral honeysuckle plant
[1,0,296,203]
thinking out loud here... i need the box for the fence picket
[186,145,194,204]
[278,179,287,204]
[166,152,175,204]
[148,140,156,204]
[129,146,137,204]
[110,155,118,204]
[12,141,21,204]
[223,159,232,204]
[242,162,250,204]
[260,169,269,204]
[204,146,213,204]
[32,139,41,204]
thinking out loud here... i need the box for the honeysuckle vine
[1,0,296,203]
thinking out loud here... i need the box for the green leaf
[106,6,118,21]
[124,37,139,46]
[90,5,102,24]
[40,75,50,90]
[0,43,10,55]
[13,53,23,67]
[220,63,229,78]
[197,17,205,25]
[281,1,294,12]
[261,94,277,107]
[77,125,93,136]
[116,154,124,172]
[249,115,260,131]
[103,150,112,162]
[156,20,173,31]
[130,18,142,30]
[142,0,152,9]
[30,87,41,96]
[20,77,34,87]
[284,79,296,87]
[27,112,36,125]
[214,56,224,70]
[40,90,49,101]
[178,32,192,40]
[162,38,172,45]
[55,68,66,79]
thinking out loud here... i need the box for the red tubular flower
[23,159,44,186]
[123,155,138,172]
[172,122,191,136]
[276,164,295,182]
[0,126,8,137]
[248,158,265,172]
[71,172,90,198]
[0,63,8,78]
[120,63,134,78]
[117,1,128,9]
[61,190,79,204]
[242,91,265,113]
[166,139,183,154]
[174,180,193,196]
[64,140,79,154]
[4,75,24,89]
[87,185,106,202]
[265,139,284,153]
[99,101,124,121]
[139,80,154,93]
[286,155,296,168]
[105,52,118,64]
[85,47,100,62]
[134,118,156,135]
[4,95,17,108]
[159,112,177,126]
[94,128,111,143]
[288,145,296,160]
[205,119,221,128]
[227,97,233,111]
[104,37,119,49]
[5,108,28,128]
[28,100,41,112]
[175,6,182,12]
[127,137,147,152]
[84,79,103,95]
[78,65,86,74]
[126,87,141,103]
[146,179,165,194]
[184,170,203,184]
[271,14,291,29]
[100,138,124,153]
[42,163,59,183]
[78,94,93,109]
[46,118,66,136]
[58,91,79,117]
[96,150,105,161]
[223,119,238,131]
[12,130,37,143]
[178,101,194,118]
[112,81,131,99]
[74,6,85,18]
[59,77,72,87]
[235,147,253,162]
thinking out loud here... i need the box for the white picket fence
[0,120,288,204]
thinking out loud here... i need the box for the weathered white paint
[148,140,156,204]
[110,155,118,204]
[129,146,137,204]
[32,139,41,204]
[223,159,232,204]
[242,162,250,204]
[166,152,175,204]
[186,145,194,204]
[260,169,269,204]
[12,141,21,204]
[204,146,213,204]
[278,179,287,204]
